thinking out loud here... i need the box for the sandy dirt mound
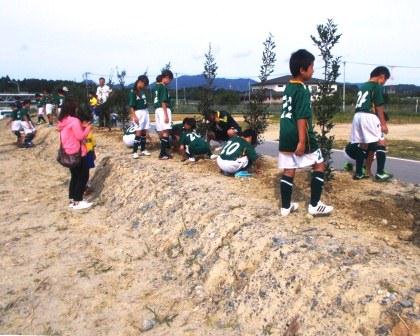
[0,122,419,336]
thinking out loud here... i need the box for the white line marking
[261,141,420,164]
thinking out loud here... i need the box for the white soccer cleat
[132,153,139,159]
[280,202,299,217]
[308,201,333,216]
[72,200,93,210]
[210,154,218,160]
[188,157,196,162]
[141,150,151,156]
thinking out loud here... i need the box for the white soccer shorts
[217,156,249,174]
[350,112,382,144]
[133,109,150,131]
[45,104,54,115]
[155,107,172,132]
[278,148,324,169]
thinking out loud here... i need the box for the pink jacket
[57,116,90,156]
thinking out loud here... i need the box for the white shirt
[96,85,112,104]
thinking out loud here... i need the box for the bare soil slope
[0,123,419,336]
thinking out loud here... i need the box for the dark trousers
[97,104,110,128]
[69,156,89,201]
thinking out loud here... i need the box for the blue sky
[1,0,420,84]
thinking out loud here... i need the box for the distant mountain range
[125,75,257,92]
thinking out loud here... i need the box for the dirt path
[0,122,419,335]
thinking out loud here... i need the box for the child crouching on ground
[217,129,257,177]
[179,117,217,162]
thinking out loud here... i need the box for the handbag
[57,133,81,168]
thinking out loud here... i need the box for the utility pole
[248,79,251,102]
[9,80,20,93]
[175,72,178,107]
[342,61,346,113]
[416,98,419,114]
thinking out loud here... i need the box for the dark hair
[161,69,174,80]
[99,77,105,81]
[289,49,315,77]
[78,110,92,122]
[370,66,390,79]
[35,93,41,98]
[156,74,162,83]
[183,117,196,129]
[242,129,257,145]
[58,88,65,95]
[134,75,149,91]
[205,110,216,120]
[137,75,149,86]
[88,91,95,96]
[58,98,78,121]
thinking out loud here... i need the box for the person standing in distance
[96,77,112,130]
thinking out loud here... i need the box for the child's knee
[283,168,296,177]
[313,162,325,172]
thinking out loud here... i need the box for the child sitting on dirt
[179,117,217,162]
[205,110,241,150]
[216,129,257,177]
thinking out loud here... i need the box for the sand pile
[0,124,419,335]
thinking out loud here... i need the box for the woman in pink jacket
[57,98,93,210]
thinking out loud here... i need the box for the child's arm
[162,102,169,123]
[375,106,388,134]
[295,119,307,156]
[130,106,138,123]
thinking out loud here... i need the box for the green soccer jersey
[12,108,29,121]
[153,83,171,109]
[279,81,318,153]
[36,98,43,108]
[128,89,148,110]
[44,94,53,105]
[180,130,210,155]
[355,81,385,113]
[56,94,65,108]
[220,136,257,162]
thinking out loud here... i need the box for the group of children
[7,99,36,148]
[35,87,67,127]
[6,49,392,217]
[126,69,257,177]
[125,51,393,218]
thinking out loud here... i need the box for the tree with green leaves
[161,62,171,72]
[107,68,129,127]
[310,19,342,181]
[198,43,218,116]
[244,33,276,144]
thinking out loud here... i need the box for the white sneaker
[72,200,93,210]
[68,200,75,208]
[280,202,299,217]
[210,154,218,160]
[141,150,151,156]
[308,201,333,216]
[132,153,139,159]
[188,157,196,162]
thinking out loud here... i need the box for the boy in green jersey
[154,70,174,159]
[179,118,216,162]
[350,66,392,182]
[129,75,150,158]
[35,93,47,124]
[278,49,333,217]
[217,129,257,177]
